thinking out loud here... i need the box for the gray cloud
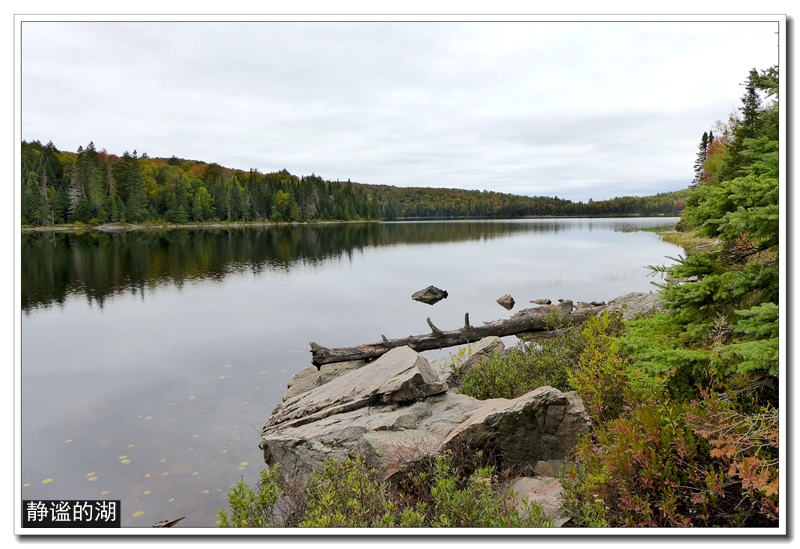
[21,19,779,201]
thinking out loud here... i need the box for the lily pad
[88,476,98,482]
[145,473,151,478]
[42,478,53,484]
[23,483,30,487]
[101,491,110,496]
[65,439,73,443]
[144,490,151,495]
[144,416,153,420]
[87,472,96,477]
[119,455,128,460]
[169,498,174,503]
[121,460,131,465]
[240,462,249,466]
[132,511,144,517]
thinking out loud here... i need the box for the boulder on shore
[411,285,449,305]
[605,292,663,320]
[260,344,589,488]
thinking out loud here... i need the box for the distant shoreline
[20,214,680,233]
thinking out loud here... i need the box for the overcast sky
[21,18,780,201]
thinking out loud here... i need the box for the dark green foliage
[217,466,283,527]
[567,312,630,423]
[561,66,780,528]
[217,454,552,528]
[459,321,582,400]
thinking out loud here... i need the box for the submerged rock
[411,285,448,305]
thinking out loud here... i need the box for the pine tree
[691,131,709,186]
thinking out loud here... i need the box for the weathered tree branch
[309,303,603,367]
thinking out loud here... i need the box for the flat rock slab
[283,359,368,401]
[268,346,447,429]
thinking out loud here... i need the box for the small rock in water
[411,285,448,305]
[530,299,551,305]
[496,294,515,310]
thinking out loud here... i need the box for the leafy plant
[217,465,283,527]
[460,321,581,400]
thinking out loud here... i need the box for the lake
[20,218,682,527]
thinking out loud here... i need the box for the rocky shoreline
[259,293,663,526]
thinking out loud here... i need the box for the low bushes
[217,453,553,528]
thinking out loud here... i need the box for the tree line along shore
[21,139,688,228]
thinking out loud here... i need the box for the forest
[21,140,688,227]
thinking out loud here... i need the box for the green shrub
[218,453,553,528]
[217,466,283,527]
[419,453,553,527]
[568,311,630,423]
[299,456,417,527]
[460,321,582,400]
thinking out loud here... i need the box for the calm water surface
[21,218,681,527]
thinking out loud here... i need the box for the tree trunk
[309,303,602,367]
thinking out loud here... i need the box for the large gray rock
[260,392,484,483]
[438,386,590,467]
[268,346,448,428]
[605,292,663,320]
[260,347,589,491]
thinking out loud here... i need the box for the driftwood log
[309,302,604,368]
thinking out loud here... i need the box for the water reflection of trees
[21,219,676,312]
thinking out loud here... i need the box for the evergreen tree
[692,132,709,186]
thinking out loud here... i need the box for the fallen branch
[309,302,603,367]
